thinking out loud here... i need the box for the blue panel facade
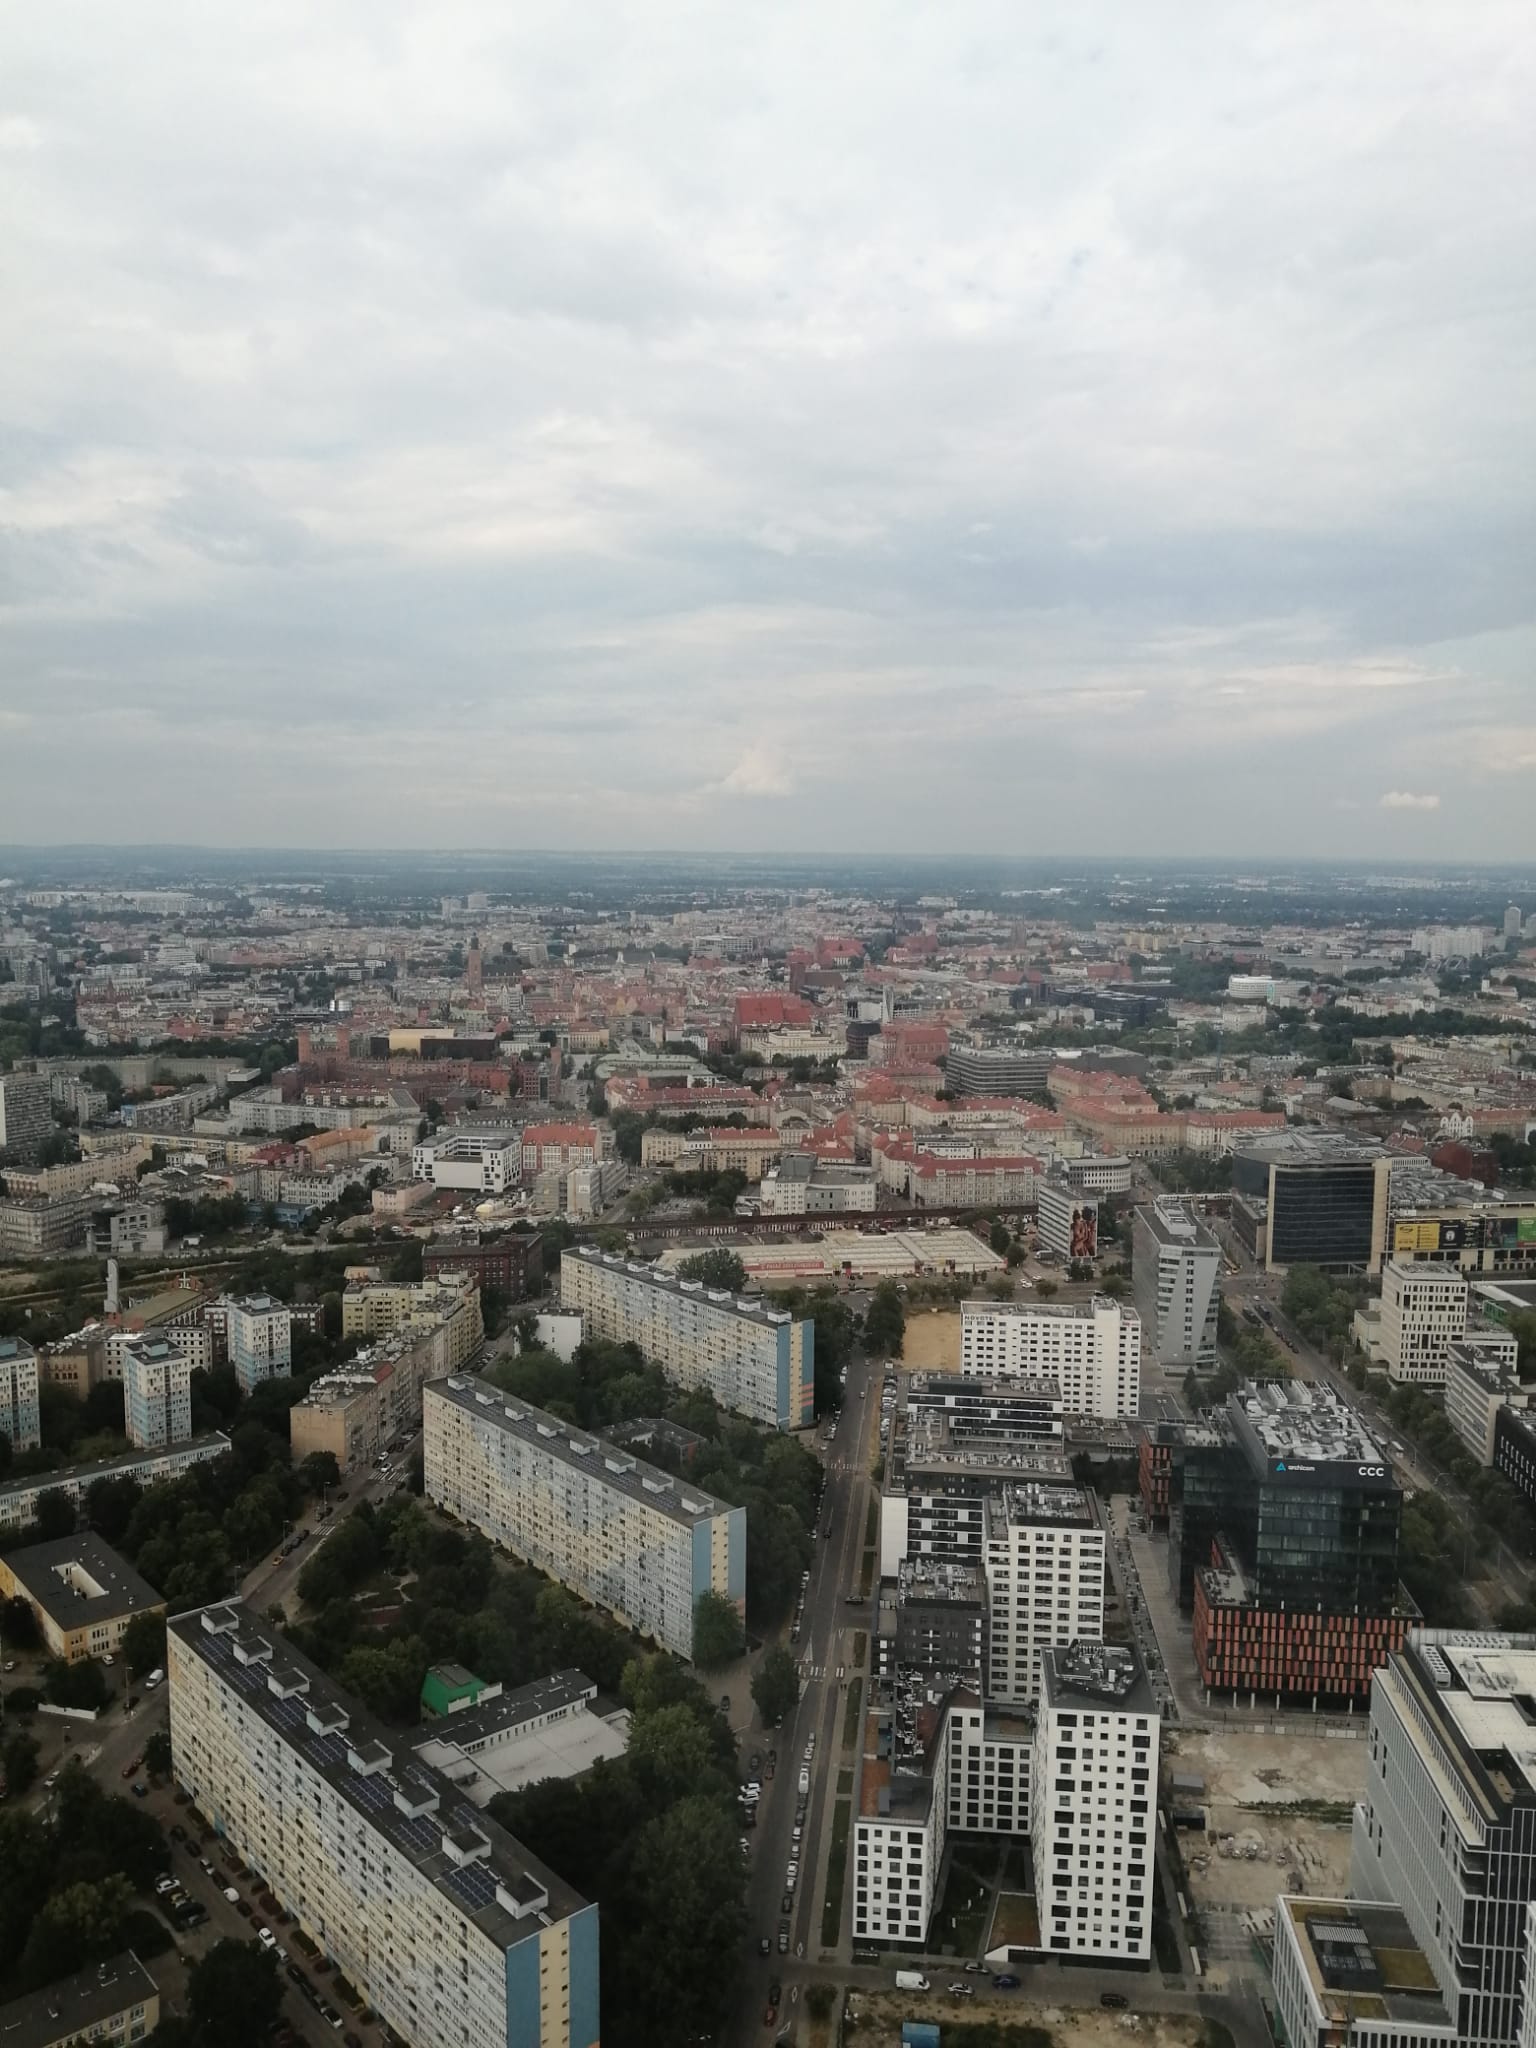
[505,1928,541,2046]
[727,1505,747,1608]
[568,1901,601,2048]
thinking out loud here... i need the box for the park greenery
[0,1766,170,1995]
[490,1654,746,2048]
[482,1330,820,1624]
[750,1643,801,1726]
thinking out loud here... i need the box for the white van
[144,1668,165,1691]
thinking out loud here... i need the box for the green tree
[186,1938,283,2048]
[691,1590,744,1670]
[864,1280,906,1358]
[1,1730,40,1799]
[676,1249,749,1294]
[298,1450,341,1495]
[0,1808,52,1966]
[32,1488,76,1541]
[988,1219,1011,1256]
[120,1610,167,1678]
[44,1658,109,1711]
[612,1796,747,2048]
[750,1645,800,1727]
[628,1702,717,1805]
[18,1874,133,1988]
[143,1730,173,1779]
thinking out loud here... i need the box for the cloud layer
[1,1,1533,854]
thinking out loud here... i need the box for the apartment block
[290,1297,471,1472]
[0,1334,42,1452]
[560,1247,813,1431]
[880,1377,1065,1578]
[960,1299,1141,1419]
[340,1274,484,1371]
[1443,1331,1529,1464]
[412,1128,521,1194]
[425,1377,744,1663]
[227,1293,293,1394]
[1033,1643,1159,1964]
[0,1533,165,1663]
[0,1070,53,1164]
[0,1951,159,2048]
[1037,1179,1102,1261]
[520,1124,603,1179]
[0,1433,230,1534]
[0,1191,88,1259]
[122,1334,194,1448]
[106,1320,212,1382]
[168,1602,599,2048]
[1380,1260,1469,1386]
[1351,1631,1536,2048]
[424,1231,543,1300]
[982,1482,1106,1706]
[1132,1197,1222,1369]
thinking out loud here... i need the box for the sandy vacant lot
[901,1308,962,1373]
[1166,1726,1366,1912]
[849,1992,1223,2047]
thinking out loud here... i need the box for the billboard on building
[1395,1212,1536,1257]
[1069,1200,1098,1260]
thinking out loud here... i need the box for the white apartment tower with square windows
[960,1299,1141,1419]
[1380,1260,1468,1387]
[1033,1643,1159,1964]
[982,1483,1106,1707]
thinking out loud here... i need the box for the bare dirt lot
[847,1991,1226,2047]
[900,1308,961,1373]
[1165,1726,1365,1911]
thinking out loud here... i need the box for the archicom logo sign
[1270,1456,1395,1488]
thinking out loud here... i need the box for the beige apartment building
[340,1272,483,1368]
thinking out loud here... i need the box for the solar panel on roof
[444,1864,497,1911]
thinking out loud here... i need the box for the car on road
[763,2003,778,2028]
[758,1937,771,1957]
[781,1892,793,1914]
[947,1982,974,1997]
[992,1973,1020,1990]
[963,1960,986,1972]
[777,1922,790,1954]
[1101,1992,1128,2009]
[154,1875,177,1896]
[785,1862,798,1880]
[749,1751,763,1772]
[257,1927,276,1949]
[121,1760,140,1779]
[131,1782,148,1798]
[223,1887,240,1904]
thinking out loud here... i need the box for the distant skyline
[4,3,1533,855]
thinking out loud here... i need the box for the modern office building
[1380,1260,1469,1386]
[424,1377,744,1663]
[0,1533,165,1664]
[960,1299,1141,1419]
[0,1951,160,2048]
[560,1247,813,1431]
[982,1482,1106,1706]
[1132,1198,1222,1369]
[412,1128,521,1194]
[0,1070,52,1165]
[1270,1894,1457,2048]
[1493,1406,1536,1512]
[944,1044,1056,1097]
[226,1294,293,1394]
[1443,1331,1528,1464]
[168,1601,600,2048]
[0,1334,41,1452]
[0,1432,230,1534]
[122,1334,194,1449]
[1156,1382,1408,1704]
[1231,1137,1388,1273]
[1350,1631,1536,2048]
[1033,1643,1159,1964]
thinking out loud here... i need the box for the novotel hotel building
[1163,1381,1411,1705]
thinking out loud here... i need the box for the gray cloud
[1,0,1533,854]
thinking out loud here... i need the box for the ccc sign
[1357,1465,1387,1477]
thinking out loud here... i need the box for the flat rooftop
[897,1559,988,1606]
[1139,1197,1219,1250]
[0,1950,158,2048]
[411,1671,629,1808]
[567,1245,801,1330]
[0,1432,230,1513]
[1041,1641,1154,1717]
[432,1376,733,1528]
[1279,1896,1454,2037]
[1229,1379,1387,1469]
[2,1533,163,1632]
[961,1296,1132,1324]
[998,1480,1098,1530]
[1407,1632,1536,1804]
[173,1602,589,1947]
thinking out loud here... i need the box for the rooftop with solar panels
[171,1600,588,1942]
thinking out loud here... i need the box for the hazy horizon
[4,3,1533,856]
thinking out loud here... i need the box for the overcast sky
[3,3,1533,857]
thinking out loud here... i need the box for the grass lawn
[820,1800,851,1948]
[841,1677,864,1751]
[929,1850,994,1957]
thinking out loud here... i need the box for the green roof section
[421,1661,494,1718]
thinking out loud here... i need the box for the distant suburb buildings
[425,1376,744,1663]
[560,1247,814,1431]
[960,1298,1141,1420]
[169,1600,599,2048]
